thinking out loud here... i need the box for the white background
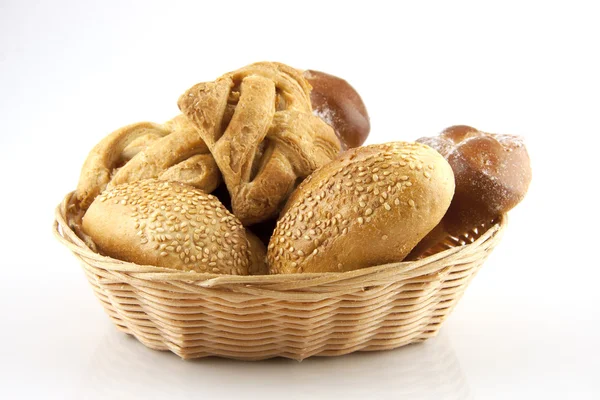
[1,0,599,399]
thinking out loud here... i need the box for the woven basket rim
[54,191,506,287]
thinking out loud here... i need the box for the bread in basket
[54,61,526,360]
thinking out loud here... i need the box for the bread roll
[409,125,532,260]
[178,62,341,226]
[76,115,220,210]
[267,142,455,274]
[82,179,250,274]
[417,125,531,217]
[303,69,370,150]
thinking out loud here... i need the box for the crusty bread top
[82,179,249,274]
[417,125,531,215]
[178,62,341,226]
[76,115,220,210]
[268,142,455,273]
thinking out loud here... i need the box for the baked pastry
[246,231,268,275]
[267,142,455,274]
[304,69,370,150]
[417,125,531,217]
[408,125,532,259]
[178,62,341,226]
[82,179,250,274]
[76,114,220,209]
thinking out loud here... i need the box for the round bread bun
[267,142,455,274]
[82,179,250,274]
[417,125,531,217]
[304,69,370,150]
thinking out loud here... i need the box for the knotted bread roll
[178,62,341,225]
[76,114,220,209]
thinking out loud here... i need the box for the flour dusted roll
[417,125,531,218]
[82,179,250,274]
[407,125,532,260]
[303,69,370,150]
[267,142,455,274]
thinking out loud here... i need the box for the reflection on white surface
[75,328,472,400]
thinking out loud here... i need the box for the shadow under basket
[54,192,506,361]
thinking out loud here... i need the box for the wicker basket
[53,191,506,361]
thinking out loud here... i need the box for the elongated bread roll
[267,142,455,274]
[82,179,250,274]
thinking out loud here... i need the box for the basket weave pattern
[54,192,505,360]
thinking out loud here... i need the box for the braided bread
[178,62,341,225]
[76,114,220,209]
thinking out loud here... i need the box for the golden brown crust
[82,179,250,274]
[75,121,170,209]
[178,62,341,225]
[108,115,220,193]
[76,114,221,210]
[267,142,455,274]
